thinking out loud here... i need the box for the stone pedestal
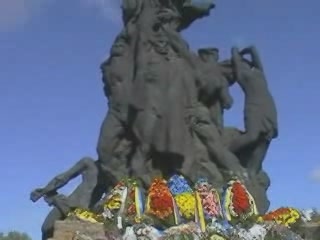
[50,220,106,240]
[298,222,320,240]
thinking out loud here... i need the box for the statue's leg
[220,127,242,146]
[41,207,63,240]
[132,109,158,154]
[44,194,72,216]
[109,138,134,179]
[97,110,125,183]
[97,111,124,159]
[129,147,156,188]
[228,114,261,153]
[40,167,101,232]
[244,140,270,176]
[89,184,110,212]
[188,136,224,186]
[31,157,97,202]
[228,131,261,153]
[67,159,99,209]
[245,169,271,214]
[209,102,223,132]
[129,109,160,186]
[193,122,247,178]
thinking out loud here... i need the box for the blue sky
[0,0,320,239]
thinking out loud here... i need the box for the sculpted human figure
[197,48,234,111]
[128,4,198,180]
[97,21,138,184]
[31,137,133,240]
[213,47,277,213]
[159,22,247,180]
[229,46,278,175]
[30,157,107,240]
[195,49,236,133]
[158,25,232,112]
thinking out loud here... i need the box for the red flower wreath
[147,178,174,219]
[230,181,250,215]
[262,207,292,221]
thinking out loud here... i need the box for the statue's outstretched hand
[239,45,255,55]
[30,188,45,202]
[243,46,264,73]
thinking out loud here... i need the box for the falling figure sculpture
[30,139,132,240]
[229,46,278,175]
[30,157,104,240]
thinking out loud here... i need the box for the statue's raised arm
[240,45,265,73]
[229,46,278,175]
[231,47,243,80]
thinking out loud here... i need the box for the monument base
[48,219,319,240]
[49,220,108,240]
[296,222,320,240]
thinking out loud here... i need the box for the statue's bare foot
[50,194,71,215]
[30,188,45,202]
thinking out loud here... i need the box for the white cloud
[0,0,121,32]
[310,167,320,182]
[81,0,122,25]
[0,0,50,32]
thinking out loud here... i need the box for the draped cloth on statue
[128,0,198,160]
[130,45,198,159]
